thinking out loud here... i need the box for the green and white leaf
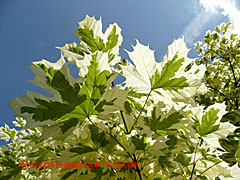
[69,15,123,66]
[190,103,237,148]
[121,37,206,109]
[144,106,184,134]
[8,53,116,140]
[75,51,112,78]
[121,40,156,92]
[8,56,79,129]
[98,86,128,119]
[57,42,87,62]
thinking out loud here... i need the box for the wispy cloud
[183,0,240,45]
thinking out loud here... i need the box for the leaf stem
[190,137,202,180]
[129,90,152,133]
[87,116,143,180]
[120,110,129,134]
[177,162,186,179]
[120,111,143,179]
[194,158,235,180]
[133,153,143,180]
[87,116,129,156]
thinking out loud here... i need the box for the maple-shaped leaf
[121,40,156,92]
[69,138,105,156]
[69,143,95,155]
[75,51,112,79]
[144,106,183,134]
[9,56,84,129]
[121,37,206,109]
[98,86,128,119]
[0,156,22,180]
[131,134,150,151]
[8,53,116,139]
[75,15,122,54]
[188,103,237,150]
[218,135,240,167]
[59,15,123,68]
[191,103,228,137]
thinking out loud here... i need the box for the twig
[190,137,202,180]
[87,116,143,180]
[120,110,129,134]
[194,158,234,180]
[206,84,234,107]
[129,90,152,133]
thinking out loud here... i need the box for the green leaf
[77,54,112,116]
[106,25,118,50]
[91,167,109,180]
[0,168,21,180]
[9,53,114,136]
[75,19,119,55]
[174,153,191,167]
[0,156,18,169]
[75,23,106,53]
[27,147,48,162]
[89,125,109,149]
[70,143,96,154]
[121,37,205,108]
[144,106,183,133]
[0,155,21,180]
[221,110,240,126]
[60,118,79,133]
[193,108,220,136]
[127,89,148,98]
[169,172,181,178]
[166,135,178,149]
[219,136,239,166]
[220,138,239,154]
[131,135,150,151]
[57,42,86,62]
[9,130,16,140]
[158,154,173,170]
[198,176,208,180]
[61,169,78,180]
[8,58,89,135]
[151,54,188,91]
[21,64,86,122]
[127,97,143,112]
[124,101,132,115]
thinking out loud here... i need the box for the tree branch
[206,84,234,107]
[87,116,143,180]
[210,48,239,109]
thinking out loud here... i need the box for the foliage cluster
[0,16,240,179]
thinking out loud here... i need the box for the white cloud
[200,0,240,33]
[183,0,240,45]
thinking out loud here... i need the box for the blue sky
[0,0,238,145]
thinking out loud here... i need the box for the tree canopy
[0,16,240,180]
